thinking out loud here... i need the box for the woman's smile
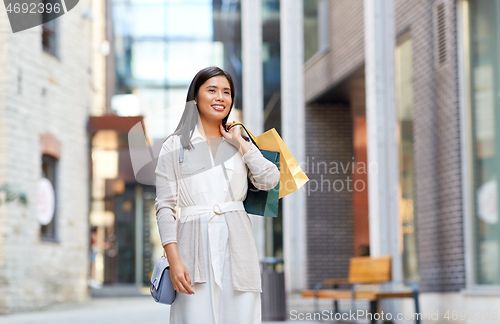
[212,104,225,111]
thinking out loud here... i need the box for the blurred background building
[0,0,102,314]
[1,0,500,321]
[300,0,500,319]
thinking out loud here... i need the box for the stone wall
[0,3,94,313]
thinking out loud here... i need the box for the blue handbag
[150,255,176,305]
[151,136,186,305]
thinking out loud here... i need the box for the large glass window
[467,0,500,285]
[395,33,418,282]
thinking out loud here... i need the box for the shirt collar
[190,123,205,142]
[190,123,226,143]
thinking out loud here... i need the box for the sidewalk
[0,287,373,324]
[0,296,323,324]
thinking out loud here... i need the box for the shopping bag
[244,149,280,217]
[228,122,280,217]
[230,123,309,199]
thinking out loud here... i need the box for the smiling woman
[196,76,231,119]
[155,66,280,324]
[163,67,235,150]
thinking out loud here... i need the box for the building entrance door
[115,183,136,283]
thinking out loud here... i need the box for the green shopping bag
[229,123,280,218]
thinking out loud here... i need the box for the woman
[155,66,280,324]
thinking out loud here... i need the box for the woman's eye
[209,89,215,92]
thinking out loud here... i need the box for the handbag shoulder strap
[174,134,196,214]
[175,135,183,222]
[178,134,184,163]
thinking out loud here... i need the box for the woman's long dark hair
[164,66,236,150]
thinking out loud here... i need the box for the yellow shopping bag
[230,123,309,199]
[254,128,309,199]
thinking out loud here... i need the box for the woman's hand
[169,259,195,295]
[164,243,194,295]
[220,121,251,155]
[219,120,242,141]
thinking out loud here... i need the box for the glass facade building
[112,0,241,141]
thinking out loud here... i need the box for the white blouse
[154,124,280,292]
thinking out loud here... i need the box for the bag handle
[227,122,259,149]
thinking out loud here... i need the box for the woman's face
[195,75,232,124]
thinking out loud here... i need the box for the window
[42,0,60,56]
[467,0,500,285]
[41,154,58,241]
[395,33,418,282]
[303,0,330,62]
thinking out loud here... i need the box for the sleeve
[154,136,179,247]
[241,140,280,191]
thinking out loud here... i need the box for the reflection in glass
[468,0,500,285]
[395,34,419,282]
[303,0,319,62]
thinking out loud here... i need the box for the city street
[0,296,322,324]
[2,0,499,321]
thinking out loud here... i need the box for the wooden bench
[301,256,420,324]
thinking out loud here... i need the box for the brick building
[0,1,106,314]
[298,0,500,319]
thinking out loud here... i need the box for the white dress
[169,208,261,324]
[168,127,262,324]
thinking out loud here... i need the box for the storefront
[87,115,163,287]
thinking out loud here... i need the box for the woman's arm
[154,138,179,247]
[236,136,251,156]
[155,136,194,295]
[241,139,280,191]
[220,122,280,190]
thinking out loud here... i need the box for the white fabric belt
[179,201,246,292]
[180,200,245,221]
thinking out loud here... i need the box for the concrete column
[364,0,403,313]
[241,0,265,260]
[280,0,307,292]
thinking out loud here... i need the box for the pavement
[0,285,364,324]
[0,296,323,324]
